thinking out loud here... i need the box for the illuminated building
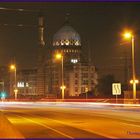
[17,69,37,97]
[8,16,98,98]
[45,17,98,97]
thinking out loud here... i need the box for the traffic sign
[112,83,121,95]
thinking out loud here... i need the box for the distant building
[8,16,98,98]
[17,69,37,97]
[68,63,98,96]
[0,66,10,96]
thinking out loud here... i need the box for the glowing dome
[53,25,81,46]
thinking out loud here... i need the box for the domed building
[13,16,98,98]
[45,20,98,97]
[52,24,81,64]
[53,25,81,46]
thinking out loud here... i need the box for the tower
[36,13,46,96]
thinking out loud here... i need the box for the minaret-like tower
[36,13,46,96]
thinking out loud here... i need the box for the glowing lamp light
[85,87,88,92]
[10,64,16,70]
[130,79,139,84]
[0,92,7,98]
[14,89,18,93]
[123,32,133,39]
[55,53,62,59]
[60,85,66,90]
[124,32,132,38]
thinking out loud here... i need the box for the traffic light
[0,92,7,98]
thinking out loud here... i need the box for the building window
[71,59,78,64]
[75,80,78,84]
[91,80,94,85]
[91,74,94,78]
[81,87,85,93]
[75,87,78,92]
[81,73,88,78]
[82,67,88,71]
[65,40,69,46]
[82,80,88,85]
[91,67,95,71]
[75,73,78,78]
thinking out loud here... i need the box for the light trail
[2,101,140,138]
[1,101,140,107]
[1,101,140,114]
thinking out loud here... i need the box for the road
[1,102,140,139]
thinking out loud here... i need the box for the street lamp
[55,53,65,100]
[123,31,138,103]
[10,64,18,100]
[130,79,139,84]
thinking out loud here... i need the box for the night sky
[0,2,140,81]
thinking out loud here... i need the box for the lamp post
[123,31,138,103]
[10,64,18,100]
[55,53,65,100]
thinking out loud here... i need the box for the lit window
[61,40,64,45]
[26,83,29,87]
[69,40,72,45]
[65,40,69,45]
[17,82,24,88]
[56,41,59,46]
[75,41,79,46]
[71,59,78,64]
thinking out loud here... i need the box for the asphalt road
[1,102,140,139]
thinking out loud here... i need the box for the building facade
[17,69,37,97]
[8,18,98,98]
[68,63,98,96]
[45,20,98,97]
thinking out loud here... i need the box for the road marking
[11,114,74,139]
[15,111,116,139]
[5,110,114,138]
[4,106,140,139]
[121,122,140,128]
[23,110,140,138]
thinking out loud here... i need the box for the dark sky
[0,2,140,80]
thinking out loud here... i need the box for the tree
[97,74,116,97]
